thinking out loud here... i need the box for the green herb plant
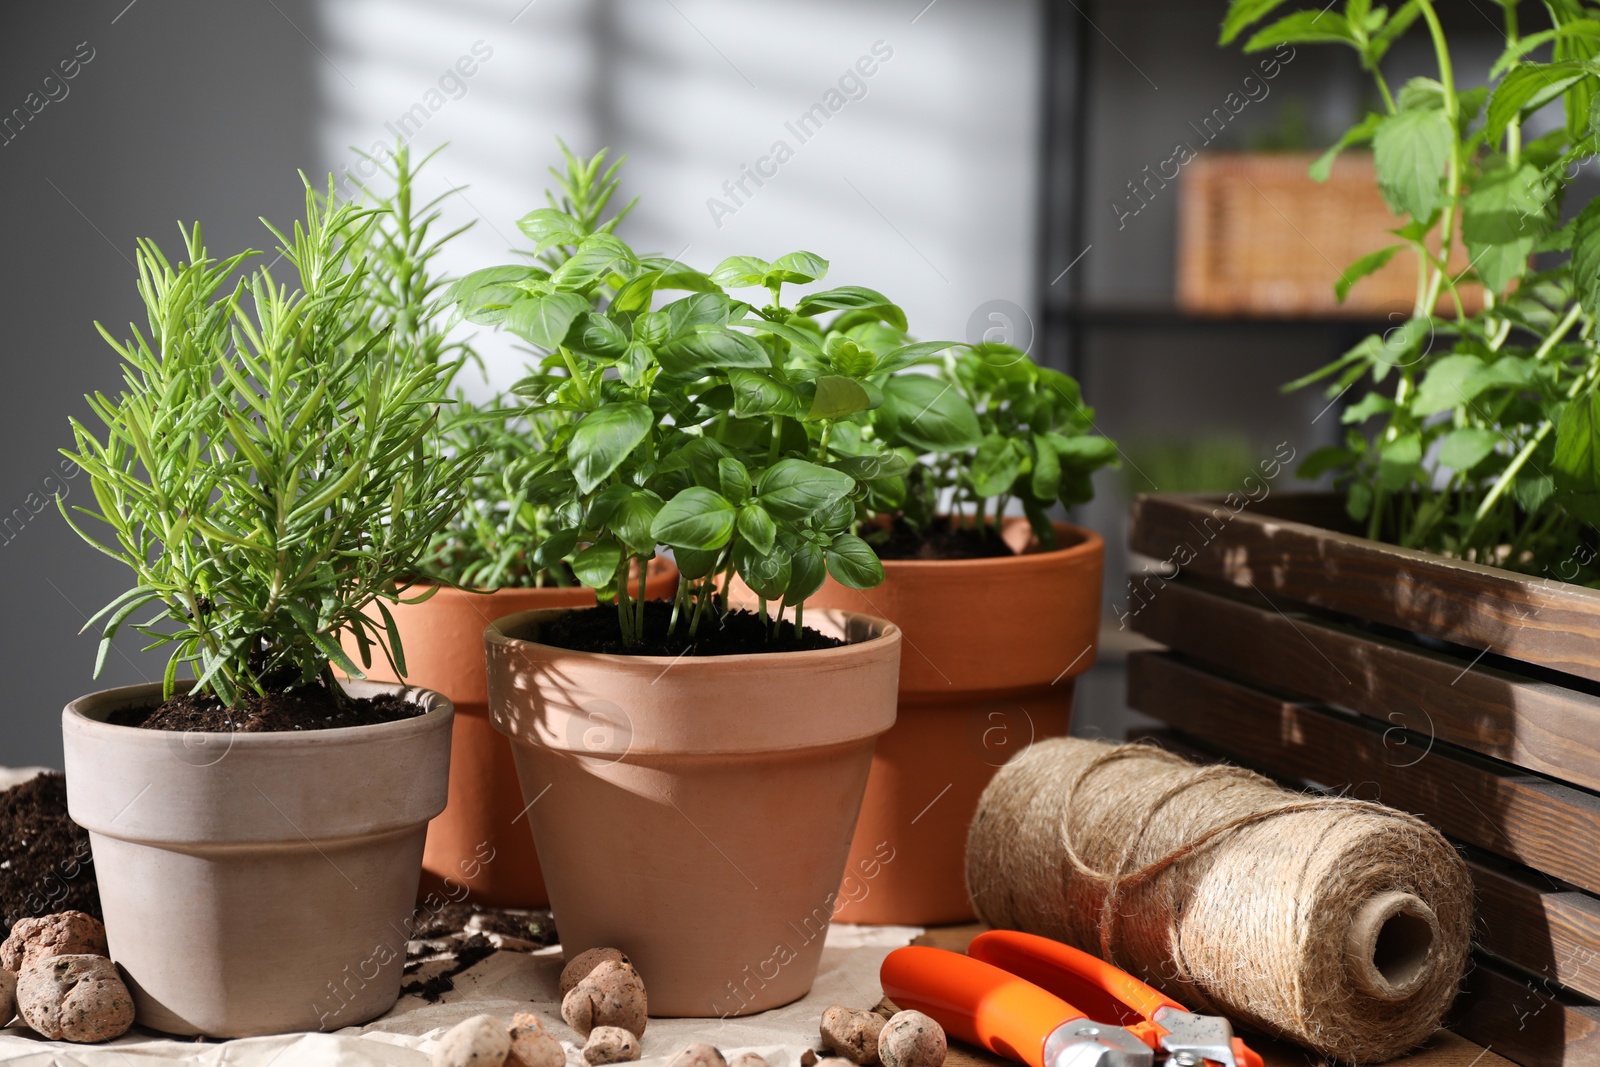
[871,343,1118,550]
[1223,0,1600,581]
[61,178,475,704]
[453,193,949,645]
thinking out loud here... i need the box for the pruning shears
[880,930,1263,1067]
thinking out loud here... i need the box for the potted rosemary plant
[57,179,473,1037]
[339,145,676,909]
[1122,4,1600,1050]
[805,341,1117,925]
[461,199,910,1015]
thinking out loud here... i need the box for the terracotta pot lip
[397,557,677,599]
[875,520,1104,573]
[62,679,452,745]
[486,607,901,669]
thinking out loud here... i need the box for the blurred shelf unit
[1176,151,1482,319]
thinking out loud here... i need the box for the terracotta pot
[350,563,677,908]
[484,607,900,1017]
[61,681,451,1037]
[805,518,1104,925]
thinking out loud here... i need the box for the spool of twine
[965,738,1472,1063]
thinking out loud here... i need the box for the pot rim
[62,679,451,746]
[396,555,677,600]
[873,519,1103,574]
[485,605,901,668]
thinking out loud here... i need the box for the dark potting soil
[537,598,845,657]
[868,517,1018,561]
[0,772,101,939]
[402,933,497,1003]
[108,684,424,733]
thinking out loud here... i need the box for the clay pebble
[584,1024,641,1064]
[1,912,108,974]
[0,967,14,1026]
[433,1013,512,1067]
[878,1011,946,1067]
[562,958,647,1038]
[821,1005,885,1064]
[560,947,630,998]
[665,1042,727,1067]
[507,1011,565,1067]
[15,954,134,1043]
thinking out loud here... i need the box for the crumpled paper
[0,923,922,1065]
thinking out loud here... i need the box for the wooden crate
[1176,152,1482,317]
[1125,492,1600,1066]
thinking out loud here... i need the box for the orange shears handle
[880,946,1087,1067]
[968,930,1184,1023]
[969,931,1265,1067]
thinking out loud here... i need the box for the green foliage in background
[874,344,1118,549]
[1123,436,1258,496]
[61,179,475,704]
[1225,0,1600,582]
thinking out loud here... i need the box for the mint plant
[61,178,475,704]
[1224,0,1600,582]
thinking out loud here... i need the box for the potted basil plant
[57,180,473,1037]
[459,208,912,1015]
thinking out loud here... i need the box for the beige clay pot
[61,680,451,1037]
[484,607,900,1018]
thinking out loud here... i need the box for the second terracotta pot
[485,607,900,1017]
[806,518,1104,925]
[350,564,678,908]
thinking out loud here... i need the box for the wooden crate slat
[1452,956,1600,1067]
[1125,652,1600,895]
[1474,860,1600,1003]
[1127,493,1600,684]
[1129,577,1600,793]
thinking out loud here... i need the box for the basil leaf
[736,503,777,555]
[505,292,589,350]
[878,375,983,452]
[651,486,736,551]
[825,532,885,589]
[756,458,855,520]
[569,403,652,493]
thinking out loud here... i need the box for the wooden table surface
[906,928,1511,1067]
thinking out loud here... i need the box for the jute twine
[965,738,1472,1063]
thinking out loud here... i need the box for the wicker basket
[1177,151,1481,317]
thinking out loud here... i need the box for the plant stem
[1471,303,1589,524]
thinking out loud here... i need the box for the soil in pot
[0,773,100,938]
[538,599,845,656]
[107,684,424,732]
[868,516,1016,561]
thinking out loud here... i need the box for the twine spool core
[1345,891,1439,1001]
